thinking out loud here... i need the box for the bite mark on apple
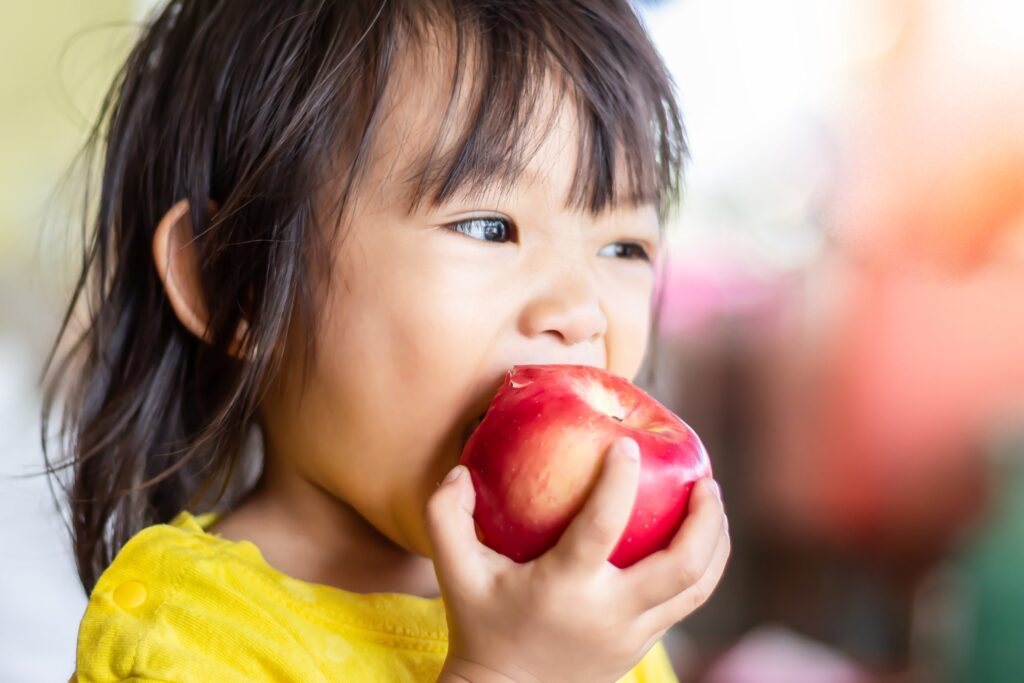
[578,380,629,422]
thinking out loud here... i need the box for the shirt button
[112,580,147,609]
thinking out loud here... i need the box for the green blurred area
[953,438,1024,683]
[0,0,131,275]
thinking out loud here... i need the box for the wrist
[440,656,544,683]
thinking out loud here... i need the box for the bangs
[392,0,687,219]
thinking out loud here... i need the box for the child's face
[261,43,661,560]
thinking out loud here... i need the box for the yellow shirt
[76,512,679,682]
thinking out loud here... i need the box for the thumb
[425,465,486,591]
[549,437,641,573]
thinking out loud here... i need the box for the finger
[623,478,725,609]
[424,465,490,592]
[640,525,731,633]
[548,437,642,574]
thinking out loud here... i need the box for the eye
[446,216,515,243]
[598,242,651,262]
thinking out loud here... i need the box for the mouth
[457,371,508,453]
[460,412,488,451]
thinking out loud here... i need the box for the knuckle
[690,571,723,611]
[674,558,702,590]
[670,587,709,622]
[534,555,572,595]
[690,583,711,608]
[532,558,559,588]
[492,565,520,598]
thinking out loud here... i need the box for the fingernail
[442,465,464,485]
[618,438,640,462]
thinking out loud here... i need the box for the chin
[407,530,436,560]
[406,485,447,560]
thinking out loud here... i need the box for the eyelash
[445,217,652,262]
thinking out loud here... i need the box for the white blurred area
[646,0,1024,269]
[0,333,86,681]
[2,2,134,679]
[2,0,1023,681]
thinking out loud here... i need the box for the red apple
[460,364,711,568]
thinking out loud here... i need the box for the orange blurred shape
[766,0,1024,563]
[813,262,1024,561]
[833,0,1024,273]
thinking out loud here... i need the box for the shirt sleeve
[75,524,328,683]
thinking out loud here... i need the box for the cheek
[319,265,477,458]
[602,270,655,380]
[306,235,504,535]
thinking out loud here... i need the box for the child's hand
[426,438,729,683]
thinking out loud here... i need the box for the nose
[518,269,608,346]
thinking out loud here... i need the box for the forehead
[361,24,644,216]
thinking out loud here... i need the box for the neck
[210,454,440,598]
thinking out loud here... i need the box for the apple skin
[460,364,712,568]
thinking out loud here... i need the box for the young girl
[44,1,729,680]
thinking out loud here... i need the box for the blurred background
[1,0,1022,681]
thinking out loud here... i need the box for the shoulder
[75,513,319,682]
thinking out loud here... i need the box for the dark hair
[42,0,686,594]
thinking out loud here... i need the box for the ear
[153,199,250,355]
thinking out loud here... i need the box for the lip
[457,370,510,449]
[460,412,487,452]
